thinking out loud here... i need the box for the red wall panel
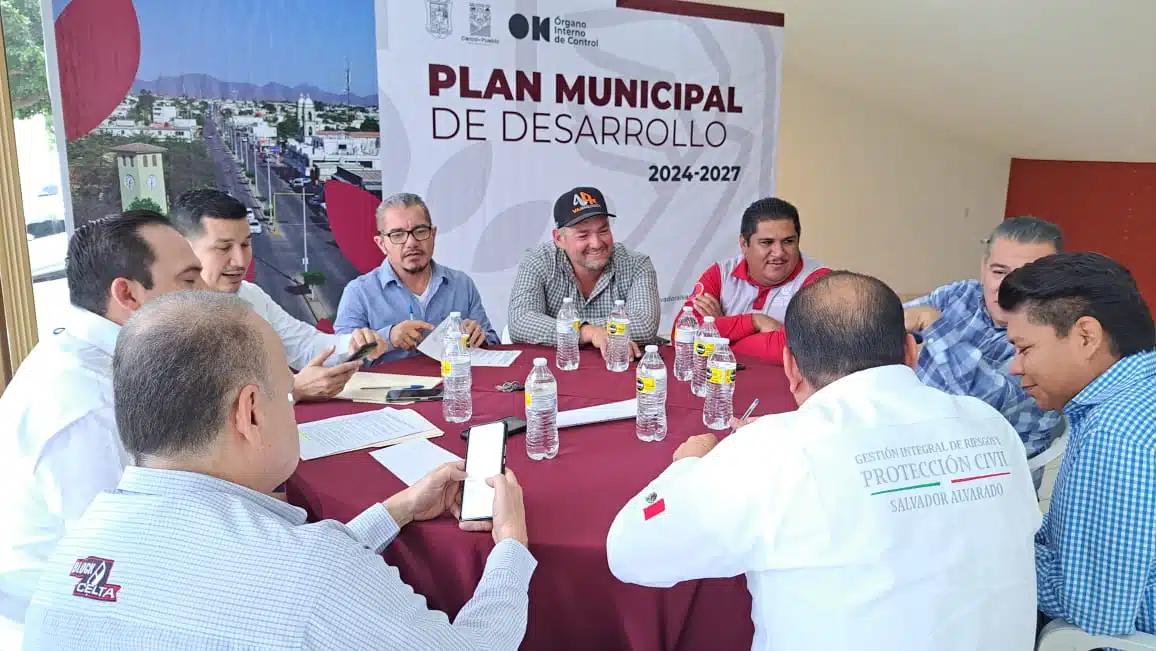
[1005,158,1156,306]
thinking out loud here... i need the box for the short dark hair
[114,290,272,463]
[740,197,800,243]
[998,252,1155,358]
[66,210,173,316]
[784,271,907,389]
[169,187,248,238]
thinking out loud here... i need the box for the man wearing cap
[508,186,660,358]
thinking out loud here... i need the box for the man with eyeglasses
[335,192,499,363]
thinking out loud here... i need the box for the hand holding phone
[341,342,376,364]
[460,420,508,522]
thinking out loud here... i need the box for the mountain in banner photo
[131,74,378,107]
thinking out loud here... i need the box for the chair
[500,324,512,345]
[1037,619,1156,650]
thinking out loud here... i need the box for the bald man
[24,291,535,650]
[607,272,1041,651]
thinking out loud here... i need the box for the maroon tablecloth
[286,345,796,651]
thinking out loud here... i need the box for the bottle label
[557,319,582,334]
[694,341,715,358]
[636,377,656,394]
[674,328,696,344]
[707,365,736,385]
[573,319,581,332]
[524,392,532,407]
[440,360,452,377]
[461,334,469,348]
[607,319,628,336]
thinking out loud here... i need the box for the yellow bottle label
[440,360,452,377]
[460,334,469,347]
[573,319,581,332]
[707,367,736,385]
[695,341,716,358]
[524,392,532,407]
[636,377,656,394]
[607,320,627,336]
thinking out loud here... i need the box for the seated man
[677,197,829,363]
[0,211,205,646]
[508,186,659,359]
[24,291,535,649]
[1000,252,1156,638]
[905,216,1063,471]
[335,192,498,363]
[608,272,1041,651]
[170,188,386,400]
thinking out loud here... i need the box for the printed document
[557,399,637,429]
[299,408,439,460]
[418,316,522,367]
[371,439,462,486]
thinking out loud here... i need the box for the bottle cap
[450,311,461,318]
[562,297,573,303]
[704,316,715,322]
[614,299,625,306]
[533,357,547,366]
[682,306,692,312]
[645,344,658,352]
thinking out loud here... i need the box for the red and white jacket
[675,254,831,364]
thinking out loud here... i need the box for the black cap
[553,186,616,228]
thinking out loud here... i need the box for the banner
[376,0,783,333]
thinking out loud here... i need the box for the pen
[734,398,759,431]
[359,384,424,391]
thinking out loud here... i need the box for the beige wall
[775,70,1011,298]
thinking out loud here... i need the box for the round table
[286,344,797,651]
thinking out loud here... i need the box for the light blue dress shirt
[335,260,499,364]
[23,466,537,650]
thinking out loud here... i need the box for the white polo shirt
[607,365,1041,651]
[0,306,130,647]
[236,281,351,369]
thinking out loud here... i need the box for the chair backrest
[1028,417,1070,473]
[500,324,512,345]
[1038,619,1156,651]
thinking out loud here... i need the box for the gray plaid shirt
[508,242,660,345]
[23,467,536,650]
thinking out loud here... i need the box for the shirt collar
[64,305,121,357]
[731,256,805,288]
[801,364,924,411]
[378,258,445,293]
[1065,351,1156,414]
[117,466,307,525]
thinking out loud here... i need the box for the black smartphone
[341,342,376,364]
[385,387,444,402]
[461,416,526,440]
[459,420,509,522]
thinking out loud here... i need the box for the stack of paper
[557,399,637,429]
[418,316,523,367]
[371,439,462,486]
[298,408,442,460]
[335,372,442,404]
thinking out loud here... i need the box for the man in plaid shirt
[904,217,1064,469]
[508,186,660,358]
[1000,252,1156,641]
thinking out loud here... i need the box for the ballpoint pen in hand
[733,398,759,431]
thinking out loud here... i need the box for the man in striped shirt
[676,198,830,364]
[24,291,535,650]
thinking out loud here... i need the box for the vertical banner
[377,0,783,332]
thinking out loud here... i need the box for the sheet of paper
[417,316,522,367]
[469,349,521,367]
[336,372,441,403]
[557,398,637,429]
[298,408,437,460]
[370,439,462,486]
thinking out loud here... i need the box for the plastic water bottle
[556,297,580,371]
[444,311,468,348]
[636,345,668,442]
[606,299,630,372]
[703,341,736,430]
[441,330,472,423]
[692,316,721,397]
[525,358,559,460]
[673,307,698,382]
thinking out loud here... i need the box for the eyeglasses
[380,226,433,245]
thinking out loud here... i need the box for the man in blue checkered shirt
[904,217,1064,472]
[1001,251,1156,640]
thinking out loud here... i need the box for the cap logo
[571,190,600,214]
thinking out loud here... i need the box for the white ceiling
[703,0,1156,161]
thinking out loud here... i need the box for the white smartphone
[459,420,508,522]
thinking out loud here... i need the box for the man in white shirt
[0,211,206,647]
[24,290,535,649]
[606,271,1041,651]
[170,188,387,400]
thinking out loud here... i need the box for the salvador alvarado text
[428,64,743,147]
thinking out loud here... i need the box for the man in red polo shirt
[676,197,830,364]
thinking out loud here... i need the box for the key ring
[496,381,525,392]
